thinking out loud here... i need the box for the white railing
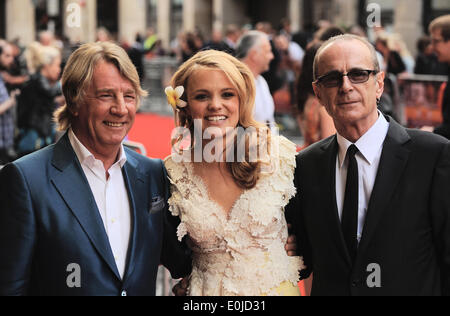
[156,266,180,296]
[123,140,147,157]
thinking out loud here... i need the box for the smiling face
[186,68,240,138]
[71,60,137,158]
[313,39,384,137]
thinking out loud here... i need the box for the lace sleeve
[164,156,188,241]
[273,135,298,207]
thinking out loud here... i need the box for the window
[34,0,64,37]
[147,0,157,29]
[170,0,183,41]
[0,0,5,38]
[97,0,119,38]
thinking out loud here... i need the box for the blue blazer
[0,133,191,296]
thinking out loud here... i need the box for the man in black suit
[287,34,450,296]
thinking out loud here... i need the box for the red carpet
[127,113,175,159]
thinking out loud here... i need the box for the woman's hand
[172,277,189,296]
[285,224,297,256]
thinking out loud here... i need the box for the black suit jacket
[287,117,450,296]
[0,133,191,296]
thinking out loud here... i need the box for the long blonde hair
[54,42,147,131]
[170,50,270,189]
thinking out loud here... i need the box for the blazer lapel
[50,134,121,280]
[320,136,353,265]
[358,118,411,253]
[121,153,147,282]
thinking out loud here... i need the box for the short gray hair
[313,34,381,81]
[235,31,267,59]
[37,46,61,69]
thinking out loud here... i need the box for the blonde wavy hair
[170,49,270,189]
[53,42,147,131]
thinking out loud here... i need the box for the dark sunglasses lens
[348,70,370,83]
[321,73,341,87]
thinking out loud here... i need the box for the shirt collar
[68,128,127,170]
[337,112,389,167]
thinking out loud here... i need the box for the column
[157,0,171,49]
[288,0,303,33]
[183,0,196,32]
[393,0,422,57]
[119,0,147,44]
[212,0,224,32]
[220,0,249,30]
[63,0,97,43]
[6,0,35,44]
[183,0,213,38]
[333,0,358,29]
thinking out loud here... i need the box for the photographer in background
[0,42,20,164]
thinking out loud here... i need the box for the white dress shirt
[69,129,131,279]
[254,75,276,128]
[335,113,389,244]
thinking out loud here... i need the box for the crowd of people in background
[1,16,449,166]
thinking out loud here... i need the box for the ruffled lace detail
[164,135,304,296]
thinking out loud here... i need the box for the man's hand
[172,277,189,296]
[10,89,20,104]
[0,89,20,115]
[285,224,297,256]
[420,126,435,133]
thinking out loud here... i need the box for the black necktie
[342,144,359,263]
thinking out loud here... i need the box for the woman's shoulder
[163,154,187,180]
[271,134,298,165]
[261,134,298,181]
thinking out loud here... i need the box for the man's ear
[312,82,323,104]
[248,47,258,63]
[375,71,385,100]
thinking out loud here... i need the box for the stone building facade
[1,0,450,56]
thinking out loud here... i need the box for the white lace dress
[165,135,304,296]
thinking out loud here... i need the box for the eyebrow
[192,87,236,93]
[95,88,136,94]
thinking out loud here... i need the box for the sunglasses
[315,69,378,88]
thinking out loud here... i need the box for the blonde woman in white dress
[164,50,303,296]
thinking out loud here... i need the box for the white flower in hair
[165,86,187,111]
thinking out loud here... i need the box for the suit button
[121,290,127,296]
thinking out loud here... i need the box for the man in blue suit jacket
[0,42,191,296]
